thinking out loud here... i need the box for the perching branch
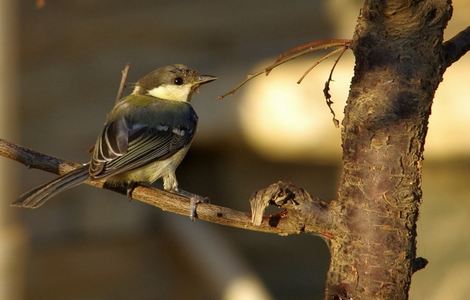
[443,26,470,68]
[0,138,333,238]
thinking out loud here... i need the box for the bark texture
[325,1,453,299]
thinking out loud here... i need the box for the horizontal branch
[443,26,470,68]
[0,138,332,237]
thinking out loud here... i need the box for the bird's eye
[174,77,184,85]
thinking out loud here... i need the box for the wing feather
[89,98,197,179]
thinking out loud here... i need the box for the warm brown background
[0,0,468,299]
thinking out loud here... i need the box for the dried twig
[0,138,332,237]
[219,39,351,99]
[297,48,345,84]
[217,71,267,99]
[266,39,351,75]
[115,63,130,103]
[323,46,348,128]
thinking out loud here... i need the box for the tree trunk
[325,1,453,299]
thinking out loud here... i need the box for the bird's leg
[163,173,208,221]
[163,173,179,192]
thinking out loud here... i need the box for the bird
[13,64,217,218]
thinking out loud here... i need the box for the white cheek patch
[147,84,192,101]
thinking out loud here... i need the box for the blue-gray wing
[89,101,197,178]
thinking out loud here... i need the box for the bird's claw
[189,195,209,221]
[167,188,208,221]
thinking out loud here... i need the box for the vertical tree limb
[324,1,453,299]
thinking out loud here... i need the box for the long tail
[13,165,90,209]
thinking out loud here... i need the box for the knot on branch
[249,181,328,228]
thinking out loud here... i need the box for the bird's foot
[174,189,209,221]
[189,194,209,221]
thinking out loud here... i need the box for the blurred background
[0,0,469,299]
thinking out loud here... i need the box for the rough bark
[324,1,453,299]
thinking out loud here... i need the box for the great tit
[14,64,217,211]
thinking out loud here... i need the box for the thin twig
[323,46,348,128]
[266,39,351,75]
[115,63,130,103]
[217,71,266,99]
[0,138,331,237]
[297,47,345,84]
[219,39,351,99]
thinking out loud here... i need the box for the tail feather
[13,165,90,209]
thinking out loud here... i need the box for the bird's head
[132,64,217,102]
